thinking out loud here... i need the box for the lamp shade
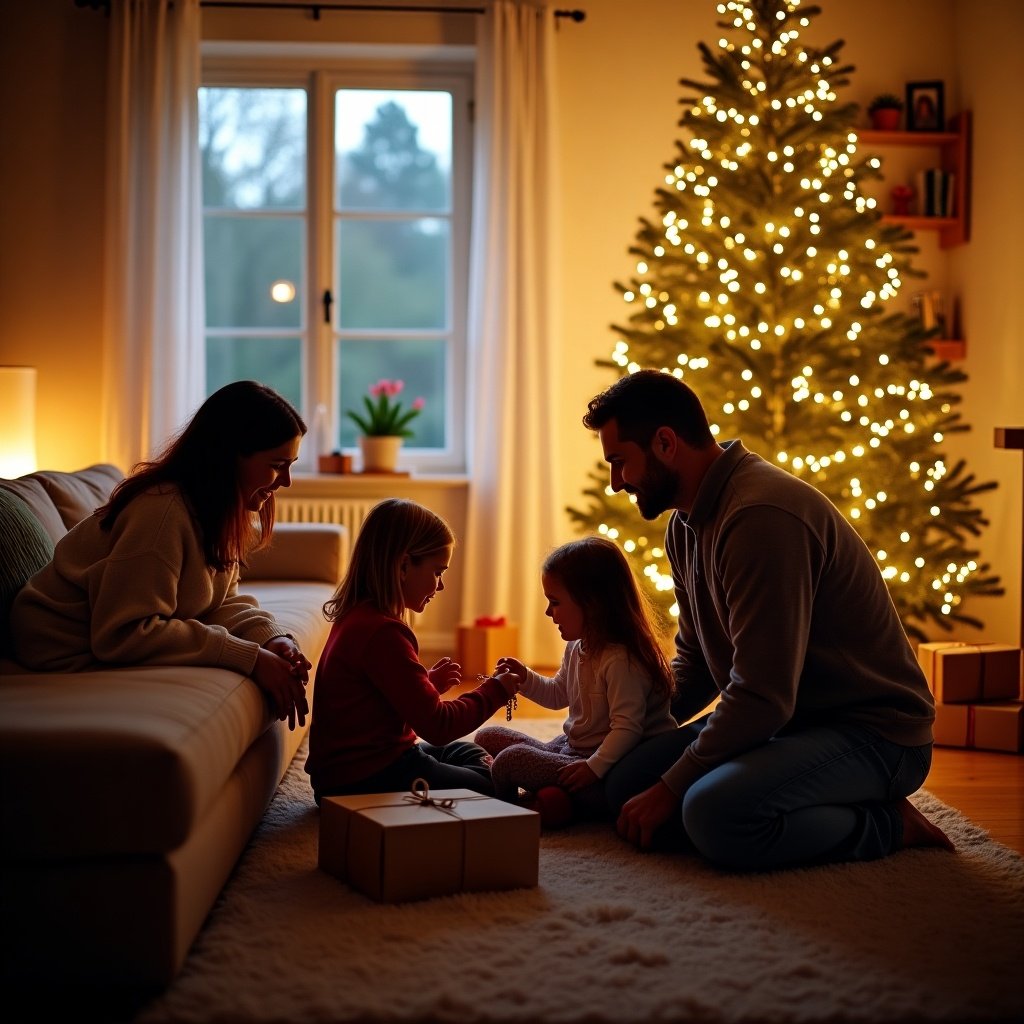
[0,366,38,479]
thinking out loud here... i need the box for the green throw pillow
[0,488,55,657]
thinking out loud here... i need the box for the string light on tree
[568,0,1001,639]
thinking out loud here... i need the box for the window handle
[322,288,333,324]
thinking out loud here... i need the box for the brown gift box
[917,642,1021,703]
[456,623,519,677]
[319,786,539,903]
[932,700,1024,753]
[933,702,971,748]
[973,702,1024,753]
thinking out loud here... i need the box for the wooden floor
[469,688,1024,856]
[924,745,1024,855]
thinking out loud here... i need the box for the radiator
[277,497,377,565]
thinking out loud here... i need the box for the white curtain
[102,0,204,472]
[462,0,562,667]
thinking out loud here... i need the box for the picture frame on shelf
[906,81,944,131]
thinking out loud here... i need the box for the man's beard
[630,453,678,520]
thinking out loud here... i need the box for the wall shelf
[860,111,972,359]
[860,111,971,249]
[923,339,966,361]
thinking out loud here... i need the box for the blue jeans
[604,715,932,871]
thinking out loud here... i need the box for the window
[199,52,473,472]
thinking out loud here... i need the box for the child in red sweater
[305,498,518,802]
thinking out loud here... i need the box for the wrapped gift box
[456,618,519,677]
[932,700,1024,753]
[917,642,1021,703]
[319,786,539,903]
[973,702,1024,753]
[933,701,972,748]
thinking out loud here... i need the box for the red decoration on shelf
[891,184,914,216]
[473,615,507,628]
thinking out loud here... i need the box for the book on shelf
[914,168,955,217]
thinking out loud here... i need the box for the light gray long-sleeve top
[519,641,677,778]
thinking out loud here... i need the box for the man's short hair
[583,369,715,449]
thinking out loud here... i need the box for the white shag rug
[135,723,1024,1024]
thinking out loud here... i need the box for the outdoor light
[270,280,296,303]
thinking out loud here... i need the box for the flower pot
[358,435,403,473]
[869,108,901,131]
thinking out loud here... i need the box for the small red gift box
[456,617,518,677]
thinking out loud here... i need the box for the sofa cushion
[0,463,123,543]
[0,476,66,543]
[31,463,124,531]
[0,489,55,656]
[0,578,333,861]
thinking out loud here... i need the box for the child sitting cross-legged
[475,536,677,828]
[304,498,518,804]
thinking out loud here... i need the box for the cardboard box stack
[917,642,1024,753]
[319,784,540,902]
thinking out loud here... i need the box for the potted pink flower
[345,380,425,473]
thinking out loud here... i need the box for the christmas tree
[568,0,1001,640]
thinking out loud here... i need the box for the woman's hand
[252,647,309,731]
[558,760,599,793]
[428,656,462,694]
[263,635,311,683]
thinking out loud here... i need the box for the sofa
[0,464,345,992]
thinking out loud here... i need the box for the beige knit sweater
[11,486,283,673]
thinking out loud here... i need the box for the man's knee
[682,769,763,869]
[604,754,649,815]
[606,729,694,814]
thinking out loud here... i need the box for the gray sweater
[662,440,934,796]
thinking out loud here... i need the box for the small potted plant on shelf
[345,379,425,473]
[867,94,903,131]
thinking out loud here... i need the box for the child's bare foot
[897,797,955,852]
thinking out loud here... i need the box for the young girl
[305,498,519,802]
[475,536,677,826]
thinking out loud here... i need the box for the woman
[11,380,312,730]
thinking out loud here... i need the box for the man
[583,369,953,870]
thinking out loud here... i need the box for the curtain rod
[76,2,586,22]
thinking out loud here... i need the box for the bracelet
[475,672,518,722]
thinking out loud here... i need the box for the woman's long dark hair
[98,381,306,570]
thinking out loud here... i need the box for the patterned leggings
[474,725,608,815]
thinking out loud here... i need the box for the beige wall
[552,0,1023,647]
[946,0,1024,649]
[0,2,108,471]
[1,0,1020,646]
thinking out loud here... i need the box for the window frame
[201,45,474,474]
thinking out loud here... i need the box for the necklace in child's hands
[475,671,517,722]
